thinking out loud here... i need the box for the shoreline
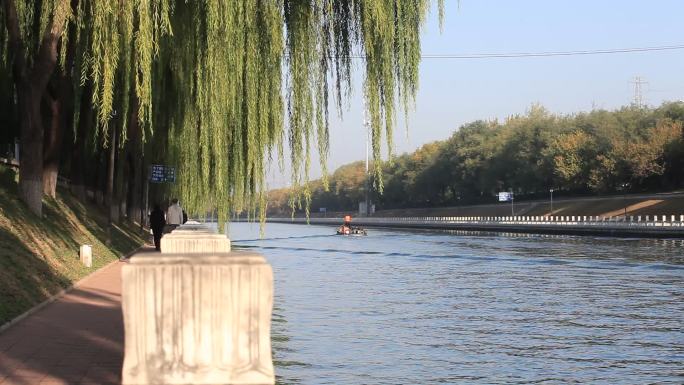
[254,217,684,239]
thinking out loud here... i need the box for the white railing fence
[264,214,684,229]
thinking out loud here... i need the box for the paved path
[0,256,135,385]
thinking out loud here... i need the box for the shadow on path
[0,263,125,385]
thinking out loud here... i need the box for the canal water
[226,222,684,385]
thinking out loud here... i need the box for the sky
[267,0,684,188]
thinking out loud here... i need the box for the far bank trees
[270,103,684,214]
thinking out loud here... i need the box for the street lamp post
[363,95,371,217]
[621,183,628,218]
[510,189,514,216]
[549,188,554,216]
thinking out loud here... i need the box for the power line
[346,44,684,59]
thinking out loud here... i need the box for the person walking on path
[166,198,184,231]
[149,204,166,251]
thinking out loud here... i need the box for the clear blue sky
[268,0,684,188]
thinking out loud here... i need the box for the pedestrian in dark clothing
[149,204,166,251]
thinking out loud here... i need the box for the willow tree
[2,0,71,215]
[2,0,443,227]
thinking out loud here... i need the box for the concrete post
[121,251,275,385]
[161,233,231,253]
[79,245,92,268]
[160,225,231,254]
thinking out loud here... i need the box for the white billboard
[498,192,513,202]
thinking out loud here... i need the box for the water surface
[226,222,684,384]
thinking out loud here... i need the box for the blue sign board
[498,191,513,202]
[150,164,176,183]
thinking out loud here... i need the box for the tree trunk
[95,144,106,205]
[42,87,61,198]
[112,140,122,223]
[70,80,93,201]
[126,152,142,223]
[17,82,44,215]
[126,95,142,224]
[106,124,117,224]
[4,0,70,216]
[43,8,77,199]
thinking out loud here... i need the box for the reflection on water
[226,222,684,385]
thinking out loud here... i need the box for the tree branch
[31,0,71,90]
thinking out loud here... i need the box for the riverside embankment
[0,181,145,326]
[263,215,684,238]
[284,191,684,220]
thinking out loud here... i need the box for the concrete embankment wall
[287,192,684,219]
[263,216,684,238]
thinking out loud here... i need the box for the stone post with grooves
[121,224,274,385]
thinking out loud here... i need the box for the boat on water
[336,215,368,236]
[336,226,368,236]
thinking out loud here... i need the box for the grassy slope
[0,175,145,325]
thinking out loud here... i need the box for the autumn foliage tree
[271,102,684,214]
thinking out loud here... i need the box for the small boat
[336,215,367,236]
[336,226,368,236]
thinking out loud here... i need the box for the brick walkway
[0,254,142,385]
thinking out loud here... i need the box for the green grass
[0,168,145,325]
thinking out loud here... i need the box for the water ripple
[227,223,684,385]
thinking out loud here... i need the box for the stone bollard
[121,251,275,385]
[160,224,231,254]
[79,245,92,267]
[161,233,231,253]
